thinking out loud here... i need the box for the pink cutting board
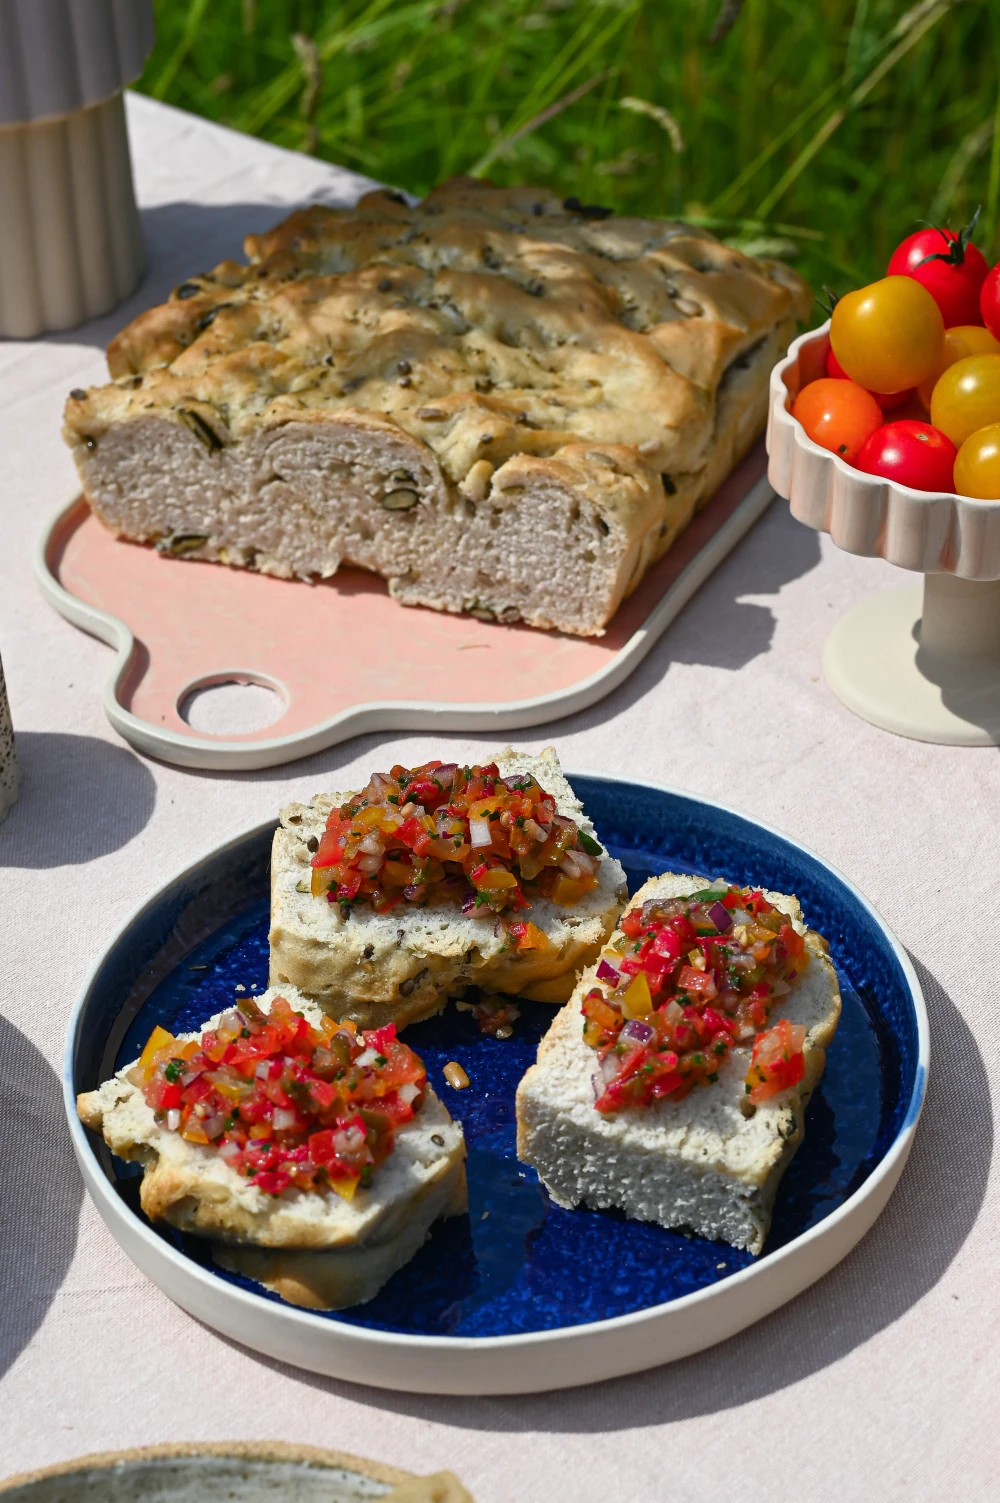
[38,442,770,769]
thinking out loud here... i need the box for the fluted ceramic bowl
[767,320,1000,581]
[767,321,1000,746]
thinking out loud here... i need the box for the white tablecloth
[1,93,996,1503]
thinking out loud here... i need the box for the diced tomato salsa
[583,885,810,1113]
[131,996,427,1199]
[308,760,603,919]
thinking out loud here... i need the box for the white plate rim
[63,772,929,1393]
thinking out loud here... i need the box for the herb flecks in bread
[77,986,466,1310]
[63,180,811,636]
[515,872,841,1254]
[268,747,627,1027]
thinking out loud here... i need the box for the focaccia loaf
[63,179,811,637]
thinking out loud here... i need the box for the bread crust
[63,180,810,636]
[515,872,842,1253]
[268,747,626,1025]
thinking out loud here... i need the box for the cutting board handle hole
[178,674,287,736]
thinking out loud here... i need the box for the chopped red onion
[434,764,457,786]
[592,1069,605,1103]
[595,958,620,986]
[621,1019,654,1044]
[272,1108,297,1131]
[461,891,477,914]
[600,1053,620,1083]
[708,900,732,932]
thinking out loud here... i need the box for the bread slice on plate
[269,746,627,1030]
[516,872,841,1254]
[62,179,811,637]
[76,985,466,1310]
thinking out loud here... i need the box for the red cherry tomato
[791,378,883,463]
[825,348,911,409]
[980,263,1000,342]
[854,420,956,493]
[887,222,988,327]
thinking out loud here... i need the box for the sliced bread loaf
[77,985,466,1310]
[62,180,810,637]
[515,872,841,1253]
[269,746,627,1029]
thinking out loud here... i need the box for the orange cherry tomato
[954,423,1000,499]
[916,325,1000,408]
[929,354,1000,447]
[830,276,944,393]
[791,378,883,463]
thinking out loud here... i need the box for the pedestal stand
[823,575,1000,745]
[769,322,1000,747]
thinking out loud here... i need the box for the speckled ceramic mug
[0,653,18,823]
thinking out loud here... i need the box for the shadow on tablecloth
[0,1013,83,1380]
[240,953,988,1424]
[0,732,155,867]
[550,498,823,736]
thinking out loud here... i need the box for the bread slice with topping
[269,746,627,1030]
[515,872,841,1254]
[76,986,466,1310]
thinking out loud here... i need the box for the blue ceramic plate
[66,775,927,1392]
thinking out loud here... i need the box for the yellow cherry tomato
[830,276,944,394]
[954,423,1000,499]
[929,355,1000,448]
[917,325,1000,408]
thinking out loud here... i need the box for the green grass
[138,0,1000,303]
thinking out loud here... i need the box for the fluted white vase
[0,0,155,337]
